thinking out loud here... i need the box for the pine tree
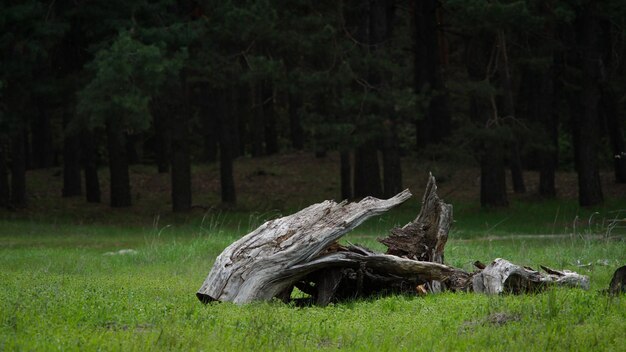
[77,31,186,207]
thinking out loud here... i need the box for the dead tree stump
[197,174,589,305]
[379,174,452,292]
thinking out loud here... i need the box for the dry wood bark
[197,174,589,305]
[197,189,414,303]
[472,258,590,294]
[379,174,452,292]
[608,265,626,295]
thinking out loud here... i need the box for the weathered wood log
[197,190,414,303]
[197,175,589,305]
[472,258,590,294]
[379,174,451,263]
[379,173,452,292]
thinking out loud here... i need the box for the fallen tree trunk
[196,188,415,303]
[197,174,589,305]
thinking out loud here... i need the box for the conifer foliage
[0,0,624,210]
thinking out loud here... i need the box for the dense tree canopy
[0,0,624,210]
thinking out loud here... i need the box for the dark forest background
[1,0,625,213]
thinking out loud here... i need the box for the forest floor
[1,153,626,350]
[3,151,626,235]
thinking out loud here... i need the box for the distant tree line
[0,0,624,211]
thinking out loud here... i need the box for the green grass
[2,156,626,350]
[1,217,625,351]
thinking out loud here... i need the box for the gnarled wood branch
[197,175,589,305]
[197,190,413,303]
[472,258,590,294]
[379,174,452,292]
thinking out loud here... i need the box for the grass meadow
[1,203,626,351]
[1,158,626,351]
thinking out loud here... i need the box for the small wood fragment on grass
[471,259,590,294]
[103,249,138,256]
[608,265,626,295]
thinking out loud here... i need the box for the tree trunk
[572,114,603,207]
[106,120,132,207]
[201,113,218,163]
[314,148,327,158]
[572,5,603,206]
[538,68,559,197]
[82,130,100,203]
[515,11,559,197]
[510,144,526,193]
[352,0,392,199]
[600,86,626,183]
[23,128,31,171]
[62,113,82,197]
[538,142,558,197]
[518,66,558,196]
[480,155,508,207]
[236,83,250,157]
[218,89,236,204]
[153,110,171,173]
[473,105,508,208]
[466,33,508,208]
[354,141,383,198]
[537,13,560,198]
[496,31,526,194]
[0,139,9,207]
[288,93,304,150]
[230,100,242,159]
[195,83,218,163]
[598,18,626,184]
[382,119,402,198]
[10,130,27,208]
[340,150,352,200]
[263,83,278,155]
[251,84,266,157]
[413,0,451,148]
[30,107,54,169]
[62,134,82,197]
[170,84,192,212]
[125,134,140,165]
[171,122,191,212]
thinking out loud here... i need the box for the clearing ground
[1,153,625,351]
